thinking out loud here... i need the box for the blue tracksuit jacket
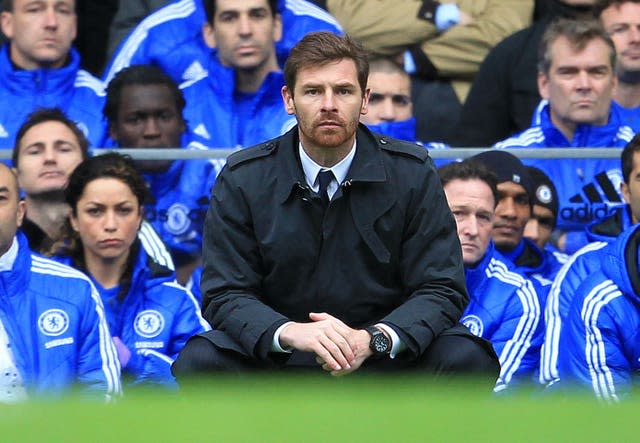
[462,242,543,390]
[539,205,633,386]
[0,233,121,399]
[495,101,634,236]
[0,45,107,150]
[181,63,297,150]
[103,0,342,85]
[143,154,217,266]
[56,242,210,386]
[557,223,640,401]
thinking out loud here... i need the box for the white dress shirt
[271,142,405,358]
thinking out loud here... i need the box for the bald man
[0,164,120,402]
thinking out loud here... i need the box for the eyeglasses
[368,92,411,107]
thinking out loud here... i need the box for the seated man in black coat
[173,32,499,380]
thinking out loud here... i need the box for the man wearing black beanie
[525,165,561,251]
[470,150,564,288]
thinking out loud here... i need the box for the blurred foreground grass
[0,375,634,443]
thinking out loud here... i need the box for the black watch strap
[365,326,391,355]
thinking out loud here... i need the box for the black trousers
[173,324,500,385]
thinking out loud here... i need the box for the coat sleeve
[327,0,532,80]
[379,157,468,357]
[412,0,533,79]
[77,282,122,400]
[200,167,290,358]
[450,38,515,147]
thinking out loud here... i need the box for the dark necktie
[317,169,334,207]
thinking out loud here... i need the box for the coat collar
[275,124,388,204]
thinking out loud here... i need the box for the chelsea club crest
[462,315,484,337]
[134,310,165,338]
[38,309,70,337]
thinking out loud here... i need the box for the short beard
[618,68,640,85]
[27,189,66,204]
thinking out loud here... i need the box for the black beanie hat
[470,150,535,200]
[526,165,559,220]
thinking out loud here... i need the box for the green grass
[0,375,635,442]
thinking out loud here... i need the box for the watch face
[372,334,390,353]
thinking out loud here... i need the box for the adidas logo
[182,60,208,83]
[568,171,622,204]
[560,170,623,223]
[0,124,8,138]
[193,124,211,140]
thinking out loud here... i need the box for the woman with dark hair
[52,152,210,386]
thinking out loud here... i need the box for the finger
[325,327,356,363]
[309,312,333,322]
[317,336,351,371]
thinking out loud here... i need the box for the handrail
[0,147,624,161]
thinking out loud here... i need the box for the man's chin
[134,160,173,174]
[494,238,519,252]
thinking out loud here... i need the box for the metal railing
[0,147,624,161]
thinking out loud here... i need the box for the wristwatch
[365,326,391,356]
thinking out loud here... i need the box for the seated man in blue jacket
[439,160,543,391]
[104,64,216,291]
[0,0,107,149]
[524,166,569,266]
[494,18,635,254]
[181,0,297,149]
[557,222,640,401]
[0,163,120,402]
[103,0,342,86]
[471,150,564,292]
[540,133,640,387]
[359,57,417,143]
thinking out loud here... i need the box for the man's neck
[614,75,640,109]
[24,195,69,240]
[234,57,279,93]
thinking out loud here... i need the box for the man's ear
[273,13,283,43]
[360,88,370,116]
[202,22,216,49]
[16,200,25,228]
[281,86,295,115]
[537,71,549,100]
[0,11,14,40]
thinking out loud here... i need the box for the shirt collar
[0,237,19,272]
[298,140,356,189]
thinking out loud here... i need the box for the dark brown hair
[284,32,369,96]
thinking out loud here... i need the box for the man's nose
[498,198,517,219]
[378,97,396,122]
[44,7,59,29]
[237,15,252,36]
[321,91,337,111]
[143,118,161,137]
[576,70,591,90]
